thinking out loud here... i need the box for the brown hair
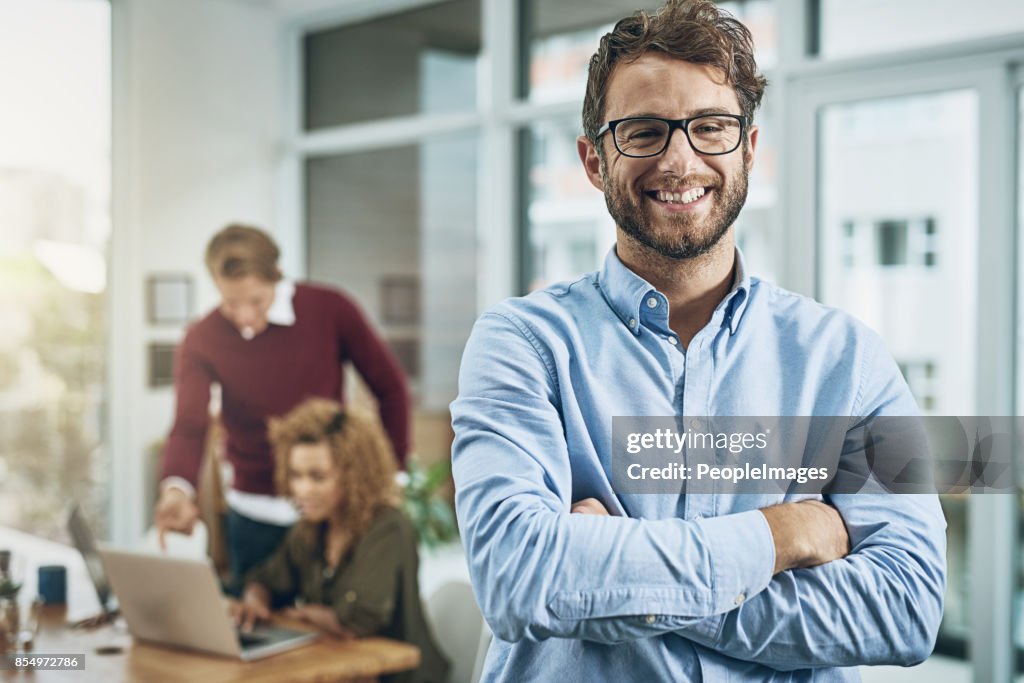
[582,0,767,145]
[204,224,282,282]
[268,398,400,544]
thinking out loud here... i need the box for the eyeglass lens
[614,116,742,156]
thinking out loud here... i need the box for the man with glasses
[451,0,946,680]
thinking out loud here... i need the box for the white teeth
[656,187,706,204]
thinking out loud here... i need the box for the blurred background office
[0,0,1023,680]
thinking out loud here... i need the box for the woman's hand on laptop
[231,584,272,633]
[281,605,354,640]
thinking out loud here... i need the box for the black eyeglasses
[596,114,748,158]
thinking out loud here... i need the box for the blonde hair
[205,224,283,282]
[268,398,400,543]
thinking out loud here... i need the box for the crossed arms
[451,313,946,671]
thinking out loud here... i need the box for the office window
[303,0,480,130]
[819,89,978,656]
[818,0,1024,59]
[305,133,478,419]
[521,117,612,290]
[896,359,938,412]
[841,217,938,268]
[0,0,110,538]
[821,91,977,412]
[522,0,776,103]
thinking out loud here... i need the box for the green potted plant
[401,458,459,549]
[0,567,21,653]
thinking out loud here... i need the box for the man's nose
[656,127,704,175]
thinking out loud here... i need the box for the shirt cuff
[696,509,775,614]
[160,476,197,500]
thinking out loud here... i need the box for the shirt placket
[681,318,720,523]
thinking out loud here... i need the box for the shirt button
[345,590,357,603]
[644,614,657,624]
[694,513,704,521]
[690,419,700,429]
[646,297,658,309]
[734,593,746,606]
[628,318,637,329]
[667,336,678,345]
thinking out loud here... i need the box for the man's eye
[693,124,725,134]
[627,128,661,139]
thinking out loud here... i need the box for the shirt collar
[266,279,296,327]
[597,246,751,336]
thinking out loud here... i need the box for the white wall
[109,0,282,544]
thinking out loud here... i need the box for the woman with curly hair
[230,398,449,683]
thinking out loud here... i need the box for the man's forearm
[673,494,946,670]
[759,500,850,574]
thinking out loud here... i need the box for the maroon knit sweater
[160,282,410,495]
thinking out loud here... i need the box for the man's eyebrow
[689,107,738,117]
[617,108,739,119]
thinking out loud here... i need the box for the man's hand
[154,487,200,550]
[571,498,610,515]
[230,584,271,633]
[761,500,850,575]
[281,605,354,639]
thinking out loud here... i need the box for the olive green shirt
[245,506,450,683]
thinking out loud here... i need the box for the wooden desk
[0,529,420,682]
[3,606,420,683]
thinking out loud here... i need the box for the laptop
[64,502,118,619]
[97,547,318,660]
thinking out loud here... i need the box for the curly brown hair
[268,398,399,544]
[582,0,767,146]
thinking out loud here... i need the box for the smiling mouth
[645,187,709,205]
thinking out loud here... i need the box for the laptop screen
[64,502,113,611]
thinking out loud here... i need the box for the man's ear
[745,124,759,172]
[577,135,605,192]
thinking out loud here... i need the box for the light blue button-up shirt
[451,248,946,682]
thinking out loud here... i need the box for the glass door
[788,57,1018,681]
[819,88,979,656]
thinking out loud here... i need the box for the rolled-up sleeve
[452,311,776,644]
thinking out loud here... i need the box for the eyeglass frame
[595,114,749,158]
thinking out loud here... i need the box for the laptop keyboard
[237,630,270,647]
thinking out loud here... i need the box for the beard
[602,149,749,261]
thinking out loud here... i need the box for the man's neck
[615,230,736,349]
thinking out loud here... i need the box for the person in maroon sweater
[155,224,410,588]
